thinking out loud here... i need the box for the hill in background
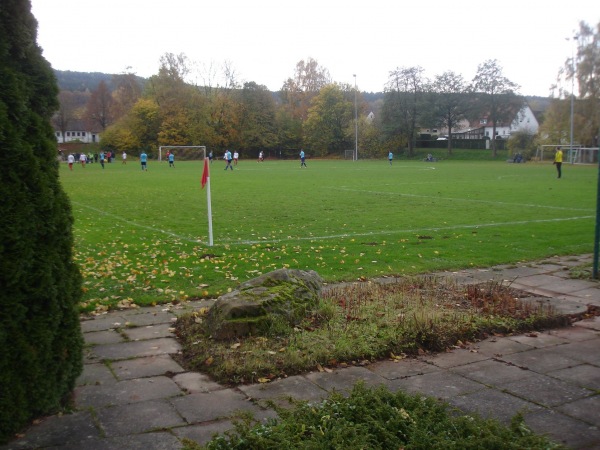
[54,70,147,92]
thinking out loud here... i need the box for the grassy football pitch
[59,158,596,312]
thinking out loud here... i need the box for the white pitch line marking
[329,187,593,212]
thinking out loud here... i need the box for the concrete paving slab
[239,375,328,407]
[549,338,600,365]
[575,316,600,331]
[506,331,569,348]
[568,288,600,306]
[170,389,262,423]
[0,411,100,450]
[500,346,586,373]
[123,323,175,341]
[524,409,600,450]
[173,372,224,393]
[386,370,486,400]
[305,366,387,394]
[492,266,547,278]
[47,432,183,450]
[119,311,175,327]
[448,387,541,425]
[83,329,125,345]
[556,395,600,428]
[80,316,126,333]
[547,364,600,390]
[499,373,594,408]
[469,336,533,357]
[368,358,440,380]
[548,325,599,341]
[419,348,490,369]
[510,274,566,289]
[76,362,116,387]
[90,337,181,361]
[75,376,183,408]
[111,355,184,380]
[449,359,537,385]
[95,399,186,437]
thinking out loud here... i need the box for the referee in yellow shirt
[554,147,563,179]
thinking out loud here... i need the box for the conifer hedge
[0,0,84,443]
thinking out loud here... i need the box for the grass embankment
[59,158,595,314]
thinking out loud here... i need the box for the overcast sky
[30,0,597,97]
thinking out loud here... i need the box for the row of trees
[57,21,600,160]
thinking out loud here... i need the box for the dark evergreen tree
[0,0,83,443]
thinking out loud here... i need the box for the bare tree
[384,66,426,157]
[430,71,469,155]
[85,80,113,130]
[472,59,521,157]
[52,91,77,141]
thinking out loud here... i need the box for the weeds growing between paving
[181,382,566,449]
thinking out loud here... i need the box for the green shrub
[188,383,564,449]
[0,0,83,443]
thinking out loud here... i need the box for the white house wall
[55,131,100,144]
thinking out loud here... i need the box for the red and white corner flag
[201,157,213,246]
[201,157,209,189]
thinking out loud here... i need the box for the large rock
[204,269,323,340]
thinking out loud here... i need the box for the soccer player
[79,152,86,168]
[169,152,175,167]
[233,151,239,166]
[224,150,233,170]
[122,151,127,164]
[300,149,307,168]
[140,151,148,171]
[388,151,393,165]
[67,153,74,171]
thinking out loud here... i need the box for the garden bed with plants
[174,276,570,385]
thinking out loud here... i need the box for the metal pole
[567,35,577,163]
[594,125,600,278]
[353,74,358,161]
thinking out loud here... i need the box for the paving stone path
[2,255,600,449]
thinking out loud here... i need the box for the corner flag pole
[201,157,214,246]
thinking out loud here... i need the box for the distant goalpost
[535,144,599,164]
[344,149,356,160]
[158,145,206,162]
